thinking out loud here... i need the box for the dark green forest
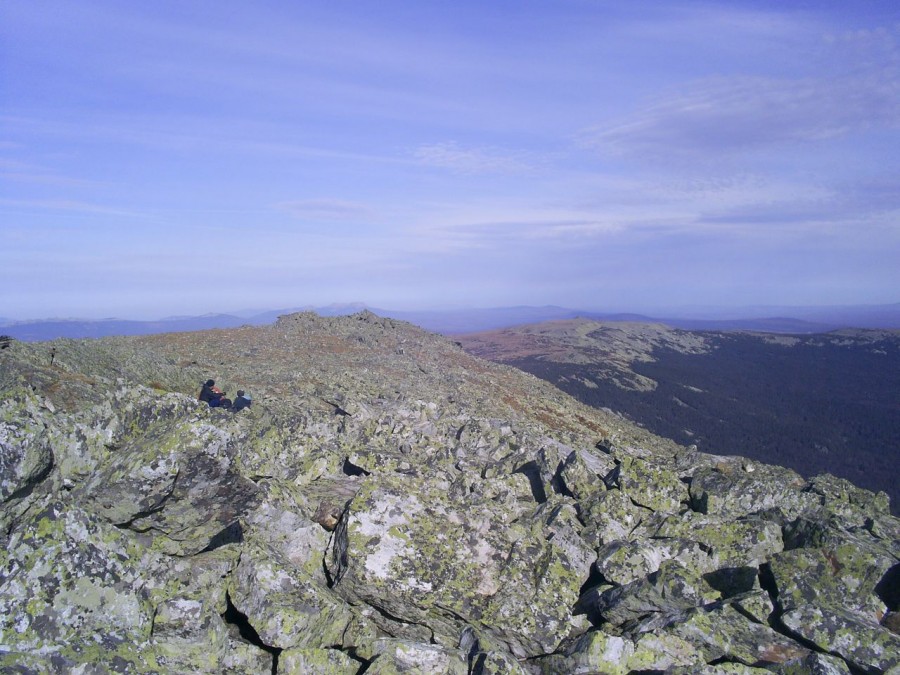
[505,332,900,513]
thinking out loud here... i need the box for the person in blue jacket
[231,390,252,412]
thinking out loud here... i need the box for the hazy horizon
[3,1,899,319]
[3,299,900,326]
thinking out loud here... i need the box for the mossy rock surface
[2,313,898,673]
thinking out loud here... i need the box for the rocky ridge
[458,319,712,392]
[0,311,898,674]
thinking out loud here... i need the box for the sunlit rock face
[1,312,898,673]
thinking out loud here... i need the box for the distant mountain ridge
[0,305,370,341]
[3,302,900,341]
[0,314,252,342]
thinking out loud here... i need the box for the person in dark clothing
[231,390,252,412]
[198,379,225,407]
[198,379,216,403]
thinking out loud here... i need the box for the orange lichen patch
[824,551,844,576]
[574,413,607,436]
[535,410,560,427]
[44,370,98,391]
[67,371,98,385]
[500,394,525,413]
[758,643,809,664]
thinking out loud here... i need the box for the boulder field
[0,311,897,673]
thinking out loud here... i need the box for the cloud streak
[275,200,375,221]
[583,72,900,161]
[413,142,534,174]
[0,198,144,218]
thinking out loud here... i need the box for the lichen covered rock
[365,639,469,674]
[781,605,900,673]
[0,501,166,669]
[1,313,898,673]
[330,473,589,657]
[0,390,54,504]
[228,538,375,653]
[279,646,361,674]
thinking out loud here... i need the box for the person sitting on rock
[231,390,252,412]
[199,379,228,408]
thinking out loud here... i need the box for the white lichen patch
[62,511,92,544]
[363,531,414,582]
[57,577,144,625]
[402,576,433,593]
[254,561,295,592]
[353,492,423,538]
[138,454,178,481]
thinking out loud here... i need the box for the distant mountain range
[2,302,900,341]
[0,305,359,342]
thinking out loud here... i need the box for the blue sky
[2,1,899,319]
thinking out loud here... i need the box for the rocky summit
[0,311,898,674]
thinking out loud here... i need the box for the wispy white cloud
[275,199,375,221]
[582,72,900,160]
[581,18,900,163]
[0,198,143,218]
[0,158,38,172]
[0,172,96,187]
[393,163,898,260]
[0,156,99,187]
[0,114,413,166]
[413,142,533,174]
